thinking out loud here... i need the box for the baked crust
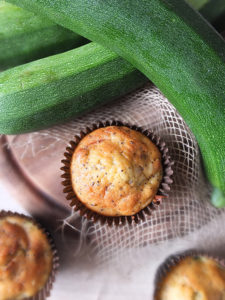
[0,215,53,300]
[71,126,163,216]
[156,256,225,300]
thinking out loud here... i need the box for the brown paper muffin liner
[61,120,174,226]
[0,211,59,300]
[154,249,225,299]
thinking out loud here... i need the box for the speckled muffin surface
[71,126,163,216]
[0,215,53,300]
[155,256,225,300]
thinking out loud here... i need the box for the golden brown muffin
[71,126,163,216]
[156,256,225,300]
[0,214,53,300]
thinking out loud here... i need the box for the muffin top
[71,126,163,216]
[156,255,225,300]
[0,214,53,300]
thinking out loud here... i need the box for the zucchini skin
[0,0,222,70]
[0,42,147,134]
[0,0,218,70]
[8,0,225,204]
[0,1,87,69]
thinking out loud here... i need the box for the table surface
[1,180,225,300]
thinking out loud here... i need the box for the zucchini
[0,1,87,69]
[1,0,224,70]
[8,0,225,205]
[0,42,147,134]
[0,0,221,70]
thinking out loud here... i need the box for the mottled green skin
[0,42,147,133]
[0,1,87,69]
[0,0,218,70]
[7,0,225,205]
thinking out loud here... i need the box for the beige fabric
[8,82,224,265]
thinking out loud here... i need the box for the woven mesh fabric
[8,82,224,263]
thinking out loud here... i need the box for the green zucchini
[1,0,223,70]
[0,1,87,69]
[8,0,225,206]
[0,0,217,133]
[0,0,222,70]
[0,43,147,134]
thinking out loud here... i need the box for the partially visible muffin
[0,214,53,300]
[155,255,225,300]
[71,125,163,216]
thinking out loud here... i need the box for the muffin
[0,212,57,300]
[62,121,173,225]
[155,253,225,300]
[70,125,163,217]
